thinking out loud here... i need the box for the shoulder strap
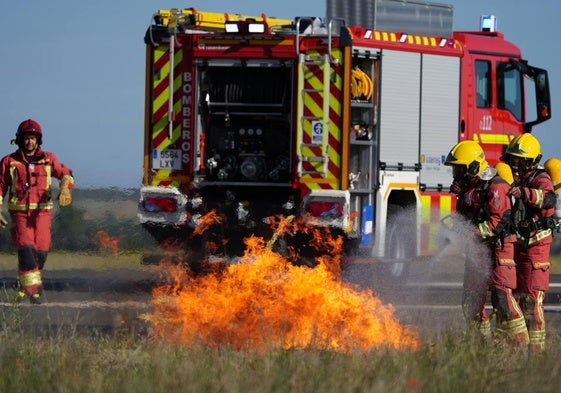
[527,168,546,186]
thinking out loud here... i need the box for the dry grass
[1,327,561,393]
[0,247,560,391]
[0,251,146,271]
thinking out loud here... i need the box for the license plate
[152,149,182,170]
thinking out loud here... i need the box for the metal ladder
[295,17,345,178]
[296,51,331,177]
[154,8,293,32]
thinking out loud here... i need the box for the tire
[376,205,416,283]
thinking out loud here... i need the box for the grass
[1,248,561,392]
[0,251,147,271]
[1,323,561,393]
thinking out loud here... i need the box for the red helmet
[15,119,43,147]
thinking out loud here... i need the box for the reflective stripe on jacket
[0,148,73,212]
[517,169,555,243]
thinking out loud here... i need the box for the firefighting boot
[12,280,26,303]
[477,319,492,346]
[29,285,44,305]
[15,290,26,303]
[29,293,42,305]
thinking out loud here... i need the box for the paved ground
[1,257,561,342]
[0,266,156,337]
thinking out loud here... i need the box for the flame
[146,218,419,352]
[193,210,222,236]
[95,230,119,255]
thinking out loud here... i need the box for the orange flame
[146,220,419,352]
[95,230,119,255]
[193,210,222,236]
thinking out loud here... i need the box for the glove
[0,213,7,229]
[58,175,74,207]
[58,189,72,207]
[450,181,463,195]
[508,186,526,201]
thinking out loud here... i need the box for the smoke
[343,207,493,341]
[435,212,492,290]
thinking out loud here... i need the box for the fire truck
[138,1,551,278]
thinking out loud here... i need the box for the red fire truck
[138,2,551,278]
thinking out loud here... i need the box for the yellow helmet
[495,162,514,185]
[504,133,542,172]
[445,140,488,177]
[505,133,541,159]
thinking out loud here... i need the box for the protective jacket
[457,171,516,244]
[0,147,74,301]
[0,147,73,211]
[514,169,555,247]
[456,168,528,347]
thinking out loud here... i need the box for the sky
[1,1,559,188]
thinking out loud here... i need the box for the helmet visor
[504,155,527,173]
[452,165,467,180]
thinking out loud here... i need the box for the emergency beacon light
[480,15,497,32]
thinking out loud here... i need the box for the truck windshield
[497,61,523,121]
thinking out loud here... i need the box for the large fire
[145,215,419,352]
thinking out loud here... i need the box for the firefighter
[503,133,556,353]
[445,140,528,347]
[0,119,74,304]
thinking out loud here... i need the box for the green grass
[0,251,146,271]
[1,247,561,392]
[1,319,561,393]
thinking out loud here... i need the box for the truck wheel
[377,205,416,283]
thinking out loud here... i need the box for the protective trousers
[490,241,529,347]
[10,210,52,296]
[515,235,551,353]
[461,287,491,342]
[463,241,529,347]
[462,244,492,342]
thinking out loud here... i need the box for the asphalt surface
[342,260,561,341]
[1,260,561,342]
[0,267,156,337]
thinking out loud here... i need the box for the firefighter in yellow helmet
[503,133,556,353]
[445,140,528,347]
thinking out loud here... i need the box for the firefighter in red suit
[503,133,556,353]
[445,141,528,347]
[0,119,74,304]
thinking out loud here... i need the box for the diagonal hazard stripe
[299,49,342,189]
[150,46,184,186]
[152,48,183,149]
